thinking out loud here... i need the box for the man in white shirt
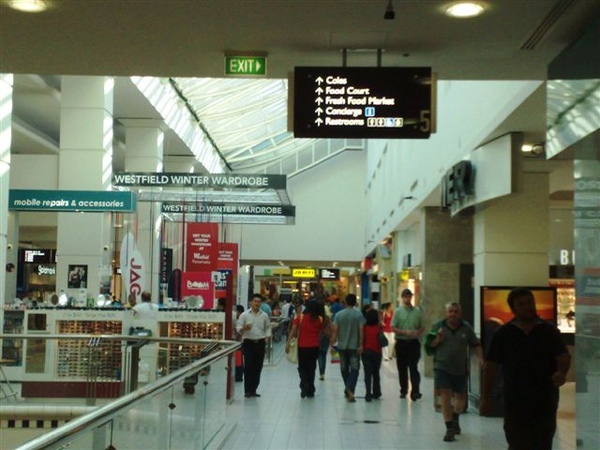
[236,294,272,398]
[133,291,158,320]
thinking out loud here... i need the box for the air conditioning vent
[520,0,576,50]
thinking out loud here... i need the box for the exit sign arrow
[225,55,267,77]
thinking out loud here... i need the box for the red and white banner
[186,223,219,272]
[120,232,146,300]
[214,242,239,299]
[181,271,215,309]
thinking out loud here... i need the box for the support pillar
[56,76,114,302]
[123,120,164,303]
[0,75,13,305]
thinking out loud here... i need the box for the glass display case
[549,279,575,333]
[2,310,25,367]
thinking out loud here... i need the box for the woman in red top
[381,302,394,360]
[286,301,329,398]
[362,308,383,401]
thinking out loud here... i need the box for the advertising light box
[293,67,434,139]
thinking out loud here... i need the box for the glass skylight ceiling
[170,76,321,174]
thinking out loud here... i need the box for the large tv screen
[480,286,557,352]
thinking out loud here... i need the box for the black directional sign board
[293,67,433,139]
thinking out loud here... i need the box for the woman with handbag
[362,308,384,402]
[285,301,328,398]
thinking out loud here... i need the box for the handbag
[286,314,303,364]
[378,327,389,348]
[286,337,298,363]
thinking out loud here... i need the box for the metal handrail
[2,334,241,450]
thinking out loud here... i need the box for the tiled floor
[222,343,576,450]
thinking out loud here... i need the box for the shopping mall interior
[1,1,599,449]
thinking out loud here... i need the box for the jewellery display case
[11,308,226,398]
[158,310,225,375]
[1,309,25,379]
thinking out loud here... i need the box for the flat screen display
[480,286,557,352]
[293,67,434,139]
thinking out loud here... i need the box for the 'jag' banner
[120,232,146,300]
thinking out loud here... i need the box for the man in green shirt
[391,288,424,401]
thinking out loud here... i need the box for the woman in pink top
[286,301,329,398]
[362,308,383,401]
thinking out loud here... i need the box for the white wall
[238,150,366,263]
[365,80,543,248]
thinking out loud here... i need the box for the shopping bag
[286,337,298,363]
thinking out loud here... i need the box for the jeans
[395,339,421,396]
[361,349,382,398]
[318,335,330,376]
[338,348,360,394]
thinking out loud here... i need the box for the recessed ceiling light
[445,2,485,18]
[7,0,48,12]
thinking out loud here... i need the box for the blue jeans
[318,335,330,376]
[338,348,360,394]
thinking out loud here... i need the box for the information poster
[68,264,88,289]
[186,223,219,272]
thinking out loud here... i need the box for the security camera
[7,244,13,250]
[103,245,109,251]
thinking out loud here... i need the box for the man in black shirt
[481,288,571,449]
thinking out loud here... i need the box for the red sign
[214,243,239,299]
[181,272,215,309]
[186,223,219,272]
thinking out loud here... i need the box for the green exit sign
[225,55,267,77]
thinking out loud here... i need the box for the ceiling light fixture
[384,0,395,20]
[7,0,48,12]
[445,2,485,18]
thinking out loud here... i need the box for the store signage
[560,250,575,265]
[37,265,56,276]
[318,268,339,280]
[186,223,219,272]
[292,268,316,278]
[113,172,286,189]
[225,55,267,77]
[293,67,434,139]
[181,272,214,309]
[162,202,295,217]
[441,160,474,209]
[9,189,136,212]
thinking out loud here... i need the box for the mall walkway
[222,342,576,450]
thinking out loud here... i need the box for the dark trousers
[395,339,421,396]
[504,395,559,450]
[298,346,319,395]
[242,339,266,395]
[361,349,382,397]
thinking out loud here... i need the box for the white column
[473,172,550,332]
[123,119,164,302]
[0,75,13,305]
[55,76,114,301]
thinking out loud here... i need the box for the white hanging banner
[120,232,146,300]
